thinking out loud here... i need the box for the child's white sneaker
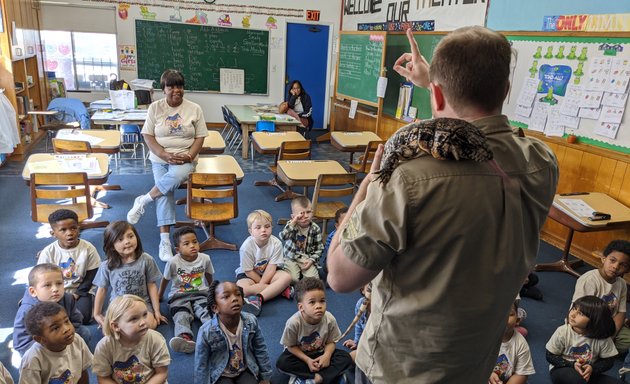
[169,335,195,354]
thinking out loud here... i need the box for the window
[42,31,117,91]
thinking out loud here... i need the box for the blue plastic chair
[250,120,276,161]
[119,124,146,166]
[256,120,276,132]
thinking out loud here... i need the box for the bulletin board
[503,32,630,154]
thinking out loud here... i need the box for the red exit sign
[306,10,320,21]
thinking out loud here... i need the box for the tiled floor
[0,129,354,177]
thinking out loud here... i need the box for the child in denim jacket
[194,280,272,384]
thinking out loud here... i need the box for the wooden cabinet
[0,0,47,159]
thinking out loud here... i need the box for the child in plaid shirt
[279,197,324,283]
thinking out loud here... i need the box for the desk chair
[349,140,385,178]
[227,111,243,154]
[177,173,239,251]
[220,106,232,138]
[250,120,276,162]
[41,98,90,152]
[30,172,109,230]
[254,140,312,201]
[120,124,146,166]
[311,173,357,236]
[52,139,121,208]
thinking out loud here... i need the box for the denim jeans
[151,161,195,227]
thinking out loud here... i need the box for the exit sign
[306,10,320,21]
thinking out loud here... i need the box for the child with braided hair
[194,281,272,384]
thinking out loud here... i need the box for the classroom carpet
[0,165,625,383]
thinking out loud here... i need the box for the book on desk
[552,192,630,228]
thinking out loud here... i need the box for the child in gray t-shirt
[158,227,214,354]
[93,221,164,331]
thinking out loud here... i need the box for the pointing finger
[406,28,421,58]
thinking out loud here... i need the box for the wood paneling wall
[529,132,630,259]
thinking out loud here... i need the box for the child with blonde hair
[236,210,293,315]
[93,221,165,330]
[92,294,171,383]
[279,197,324,284]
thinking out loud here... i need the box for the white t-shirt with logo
[38,239,101,293]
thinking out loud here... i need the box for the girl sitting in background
[546,295,621,384]
[194,280,272,384]
[92,294,171,384]
[279,80,313,133]
[93,221,166,330]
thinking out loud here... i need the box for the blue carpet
[0,172,624,383]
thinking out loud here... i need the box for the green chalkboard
[336,32,386,106]
[383,33,445,119]
[136,20,269,94]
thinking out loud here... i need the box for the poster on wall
[342,0,488,31]
[118,45,136,71]
[504,36,630,151]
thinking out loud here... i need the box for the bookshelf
[0,0,48,160]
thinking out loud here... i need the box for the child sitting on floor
[546,296,619,384]
[276,277,352,384]
[158,227,215,354]
[236,210,293,316]
[13,263,89,356]
[194,280,272,384]
[342,282,371,362]
[37,208,101,324]
[18,302,92,384]
[572,240,630,354]
[92,294,171,383]
[321,207,347,279]
[279,197,324,284]
[93,221,165,330]
[489,300,535,384]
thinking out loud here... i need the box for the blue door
[285,23,330,130]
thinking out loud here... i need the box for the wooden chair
[311,173,357,236]
[180,173,239,251]
[255,140,312,202]
[52,138,121,208]
[52,138,92,153]
[349,140,385,177]
[30,172,109,230]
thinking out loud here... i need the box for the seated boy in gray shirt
[158,227,215,354]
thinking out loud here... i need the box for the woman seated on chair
[126,69,207,262]
[279,80,313,132]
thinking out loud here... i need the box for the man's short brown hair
[429,26,511,113]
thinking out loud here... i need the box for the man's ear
[429,83,445,112]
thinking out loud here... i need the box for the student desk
[251,131,306,155]
[331,131,382,163]
[275,160,347,202]
[195,155,244,182]
[90,110,147,127]
[22,153,110,185]
[201,131,226,155]
[55,129,122,155]
[225,105,302,160]
[252,131,306,191]
[535,193,630,277]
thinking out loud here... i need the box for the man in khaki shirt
[327,27,558,384]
